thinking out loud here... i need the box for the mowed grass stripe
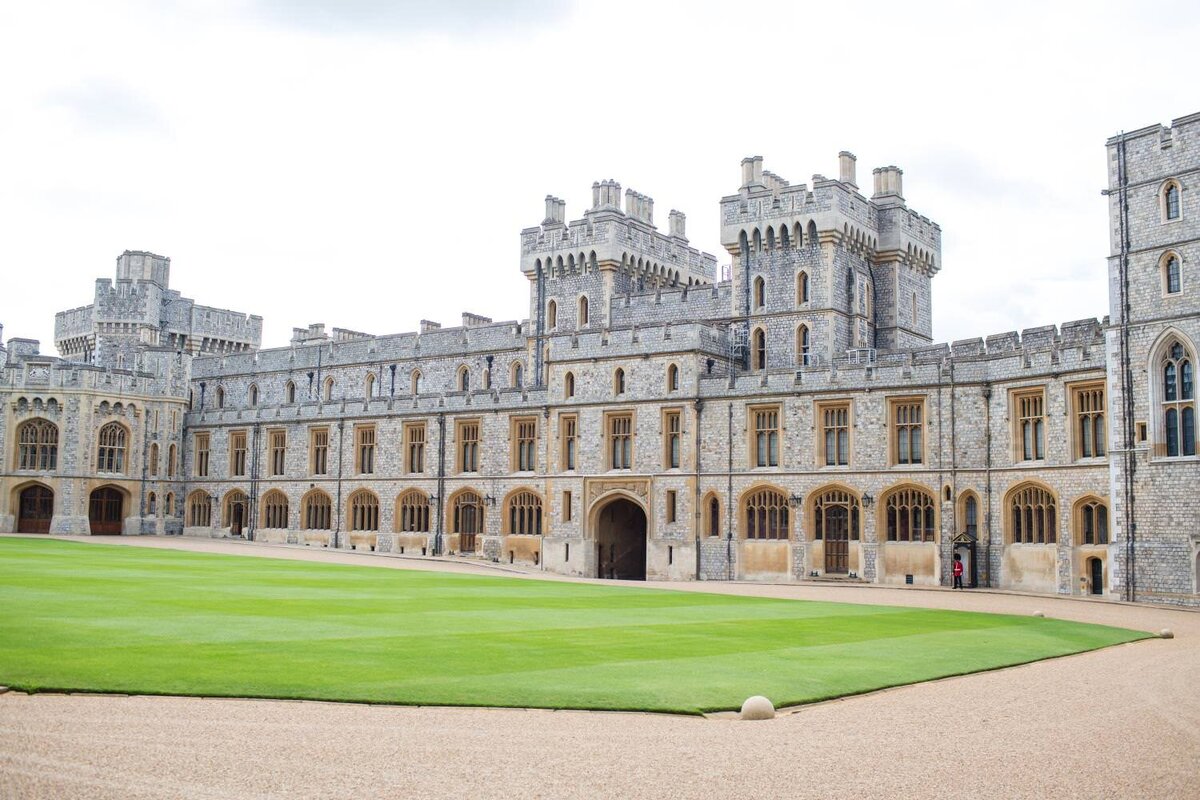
[0,537,1150,714]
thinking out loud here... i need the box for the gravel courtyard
[1,535,1196,799]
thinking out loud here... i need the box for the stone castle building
[2,113,1197,606]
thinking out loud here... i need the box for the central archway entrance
[88,487,124,535]
[594,497,647,580]
[17,485,54,533]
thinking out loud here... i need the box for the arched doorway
[88,487,124,535]
[17,485,54,533]
[594,497,646,580]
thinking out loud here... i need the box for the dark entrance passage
[89,487,124,535]
[231,503,245,536]
[824,506,849,574]
[1088,557,1104,595]
[17,486,54,533]
[595,498,647,580]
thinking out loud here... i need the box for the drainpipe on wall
[693,397,704,579]
[333,418,344,549]
[1116,132,1138,603]
[982,384,993,587]
[248,422,261,542]
[435,412,446,556]
[726,401,734,581]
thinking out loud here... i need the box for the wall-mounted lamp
[788,493,804,508]
[484,494,497,506]
[862,493,874,507]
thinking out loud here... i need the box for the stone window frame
[167,443,177,478]
[322,377,335,403]
[149,442,159,477]
[564,371,575,399]
[510,360,524,389]
[395,489,431,533]
[1153,336,1197,459]
[456,417,482,473]
[228,429,248,477]
[957,490,980,539]
[796,325,811,367]
[1160,178,1183,223]
[665,489,678,524]
[301,488,332,530]
[1010,387,1048,464]
[456,365,471,392]
[666,363,680,393]
[403,421,426,474]
[1160,250,1183,296]
[96,421,130,474]
[215,386,225,409]
[284,380,296,404]
[751,327,767,371]
[449,488,485,534]
[887,395,927,467]
[308,426,329,476]
[268,429,287,477]
[753,275,766,310]
[187,490,212,527]
[260,490,289,530]
[578,294,590,327]
[503,488,543,536]
[748,403,781,469]
[410,369,423,396]
[194,432,210,477]
[222,489,249,528]
[879,484,937,543]
[815,399,852,468]
[809,485,862,543]
[662,407,682,470]
[510,415,538,473]
[347,489,380,532]
[16,418,58,471]
[354,424,376,475]
[1068,380,1107,460]
[1073,495,1109,546]
[546,299,557,330]
[796,270,810,305]
[364,372,376,399]
[559,413,578,472]
[1005,481,1058,545]
[702,491,722,537]
[741,484,790,540]
[605,409,635,471]
[248,384,259,407]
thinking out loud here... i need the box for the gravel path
[2,535,1197,799]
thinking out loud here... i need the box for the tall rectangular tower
[1107,111,1200,604]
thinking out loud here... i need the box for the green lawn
[0,537,1151,714]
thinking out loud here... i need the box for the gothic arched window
[1162,341,1196,457]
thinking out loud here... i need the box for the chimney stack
[838,151,857,188]
[668,210,687,239]
[872,166,904,200]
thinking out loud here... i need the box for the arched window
[511,362,524,388]
[165,492,174,516]
[506,490,543,535]
[16,418,58,471]
[411,369,423,395]
[147,492,157,515]
[187,491,211,527]
[1076,498,1109,545]
[457,366,470,392]
[780,226,790,248]
[364,372,375,399]
[1164,254,1181,294]
[396,490,430,532]
[614,367,626,395]
[797,271,809,304]
[452,491,484,534]
[261,490,289,529]
[285,381,296,404]
[964,493,978,538]
[752,328,766,370]
[1162,340,1196,457]
[248,384,259,407]
[547,300,557,329]
[883,487,936,542]
[302,490,332,530]
[704,493,721,537]
[223,490,249,528]
[578,295,590,326]
[807,220,818,244]
[796,325,810,367]
[149,443,159,477]
[564,371,575,399]
[1163,180,1182,221]
[744,487,788,540]
[1009,484,1057,544]
[97,422,127,473]
[215,387,225,409]
[912,291,918,324]
[813,489,861,541]
[349,490,379,531]
[322,377,334,403]
[753,276,766,309]
[167,443,177,477]
[667,363,679,392]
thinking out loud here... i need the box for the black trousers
[953,575,964,589]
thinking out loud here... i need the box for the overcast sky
[1,1,1196,355]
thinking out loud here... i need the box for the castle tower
[719,153,941,371]
[1106,112,1200,603]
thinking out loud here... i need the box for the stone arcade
[2,113,1197,606]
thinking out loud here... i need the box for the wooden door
[231,503,244,536]
[1089,558,1103,595]
[824,507,849,574]
[89,488,123,535]
[17,486,54,533]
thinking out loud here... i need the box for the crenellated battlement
[520,178,717,285]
